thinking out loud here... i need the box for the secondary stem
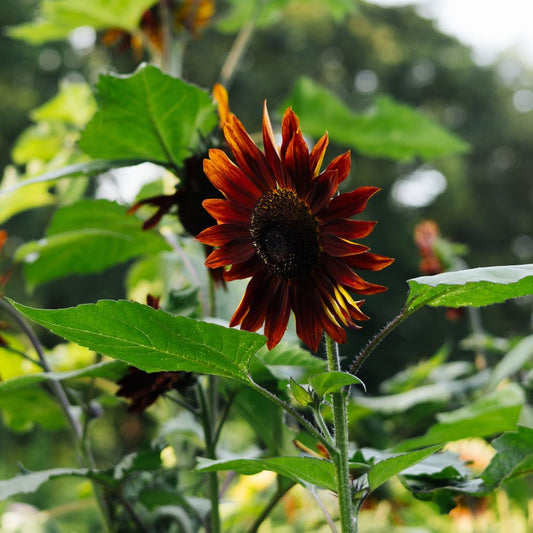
[198,381,221,533]
[349,309,408,376]
[325,335,355,533]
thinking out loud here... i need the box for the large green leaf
[8,0,158,44]
[15,199,171,287]
[79,65,218,169]
[196,456,336,491]
[357,445,442,491]
[284,77,469,161]
[406,264,533,312]
[10,299,265,383]
[393,384,524,452]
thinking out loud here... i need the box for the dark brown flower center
[250,188,320,279]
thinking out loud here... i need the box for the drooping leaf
[0,468,92,500]
[79,64,218,170]
[196,456,336,491]
[8,0,158,44]
[0,361,128,395]
[15,199,171,287]
[400,451,485,513]
[406,264,533,312]
[0,179,55,225]
[489,335,533,389]
[481,426,533,490]
[10,299,265,383]
[393,384,524,451]
[284,77,469,161]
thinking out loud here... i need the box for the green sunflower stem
[325,335,356,533]
[198,380,221,533]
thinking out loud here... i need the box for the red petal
[224,255,263,281]
[324,257,388,295]
[344,252,395,271]
[320,234,369,257]
[290,281,323,352]
[231,273,274,332]
[322,186,380,219]
[306,169,338,214]
[224,115,276,190]
[196,224,248,246]
[283,130,311,195]
[309,133,328,177]
[264,281,291,349]
[262,102,287,187]
[280,107,300,159]
[321,219,376,239]
[202,198,250,224]
[204,240,254,268]
[325,151,351,184]
[204,150,261,208]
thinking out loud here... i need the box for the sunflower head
[197,104,393,352]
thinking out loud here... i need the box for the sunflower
[196,104,393,352]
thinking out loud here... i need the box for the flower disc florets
[196,102,393,351]
[250,188,319,279]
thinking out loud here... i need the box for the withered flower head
[116,295,196,412]
[197,105,393,351]
[128,84,231,286]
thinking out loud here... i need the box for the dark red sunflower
[196,105,393,352]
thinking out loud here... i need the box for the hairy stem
[325,335,355,533]
[248,379,336,459]
[349,309,408,376]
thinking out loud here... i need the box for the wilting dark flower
[128,84,231,286]
[116,295,196,412]
[101,0,215,58]
[197,105,393,351]
[116,366,196,412]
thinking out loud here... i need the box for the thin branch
[218,1,264,89]
[247,480,295,533]
[0,343,44,368]
[0,298,82,439]
[308,487,337,533]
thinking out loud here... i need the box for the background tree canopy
[2,0,530,386]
